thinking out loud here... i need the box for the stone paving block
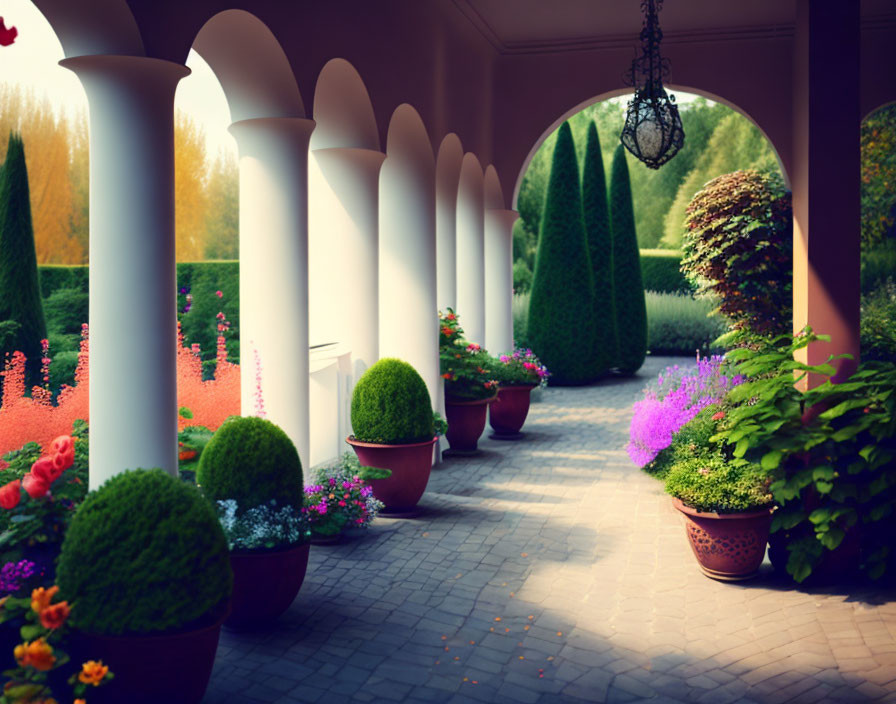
[200,359,896,704]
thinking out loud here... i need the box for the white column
[310,147,385,382]
[485,209,518,356]
[436,182,457,312]
[61,55,188,490]
[379,165,439,407]
[229,117,316,468]
[456,175,486,346]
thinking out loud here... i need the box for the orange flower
[78,660,109,686]
[31,586,59,614]
[178,449,197,461]
[75,700,86,704]
[39,601,70,629]
[14,638,56,671]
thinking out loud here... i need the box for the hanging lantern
[620,0,684,169]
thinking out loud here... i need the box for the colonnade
[65,54,516,488]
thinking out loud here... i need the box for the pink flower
[215,290,223,298]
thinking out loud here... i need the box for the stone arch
[436,133,464,310]
[32,0,144,57]
[511,86,789,209]
[456,152,486,346]
[379,104,439,406]
[191,9,305,123]
[483,165,505,211]
[311,58,379,151]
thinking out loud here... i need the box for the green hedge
[38,262,241,367]
[640,249,692,294]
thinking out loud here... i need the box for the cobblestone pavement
[204,356,896,704]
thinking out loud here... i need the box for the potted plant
[712,328,896,583]
[665,448,774,581]
[304,453,387,544]
[487,347,550,439]
[346,358,437,516]
[197,416,310,629]
[439,309,499,454]
[55,468,233,704]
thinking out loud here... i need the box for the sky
[0,0,237,159]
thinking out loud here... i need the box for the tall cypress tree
[0,133,47,386]
[582,121,615,377]
[609,144,647,375]
[527,122,596,385]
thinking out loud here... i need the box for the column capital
[485,208,520,227]
[60,54,189,96]
[229,117,316,145]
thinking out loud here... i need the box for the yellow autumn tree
[0,84,83,264]
[68,107,89,261]
[174,111,209,262]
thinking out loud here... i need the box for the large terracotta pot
[226,542,311,629]
[445,395,496,454]
[489,385,535,439]
[673,498,772,581]
[68,604,229,704]
[346,436,437,515]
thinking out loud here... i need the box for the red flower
[22,473,50,499]
[442,373,453,380]
[51,435,74,456]
[30,457,59,484]
[0,480,21,509]
[712,411,725,421]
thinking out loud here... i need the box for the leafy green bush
[644,404,722,480]
[197,416,303,512]
[861,279,896,362]
[681,169,792,336]
[609,144,647,375]
[528,121,597,385]
[179,262,240,366]
[38,265,88,299]
[861,241,896,296]
[351,358,434,444]
[48,349,80,398]
[640,249,692,294]
[43,287,88,337]
[513,259,533,294]
[714,329,896,582]
[665,456,772,513]
[57,468,232,636]
[646,291,726,355]
[512,292,530,349]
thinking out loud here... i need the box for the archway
[192,9,314,467]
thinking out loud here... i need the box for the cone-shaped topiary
[57,468,232,636]
[582,121,616,377]
[0,133,46,386]
[527,121,596,385]
[197,416,303,512]
[351,358,434,444]
[609,144,647,375]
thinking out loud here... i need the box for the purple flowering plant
[627,355,744,468]
[0,559,36,594]
[304,454,386,537]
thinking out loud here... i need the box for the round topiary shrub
[351,358,433,445]
[197,416,303,512]
[56,468,232,636]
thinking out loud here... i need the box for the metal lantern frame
[620,0,685,169]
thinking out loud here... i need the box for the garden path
[204,356,896,704]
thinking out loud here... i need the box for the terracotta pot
[445,395,496,453]
[673,497,772,581]
[489,385,535,438]
[226,542,311,629]
[346,436,437,514]
[68,604,229,704]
